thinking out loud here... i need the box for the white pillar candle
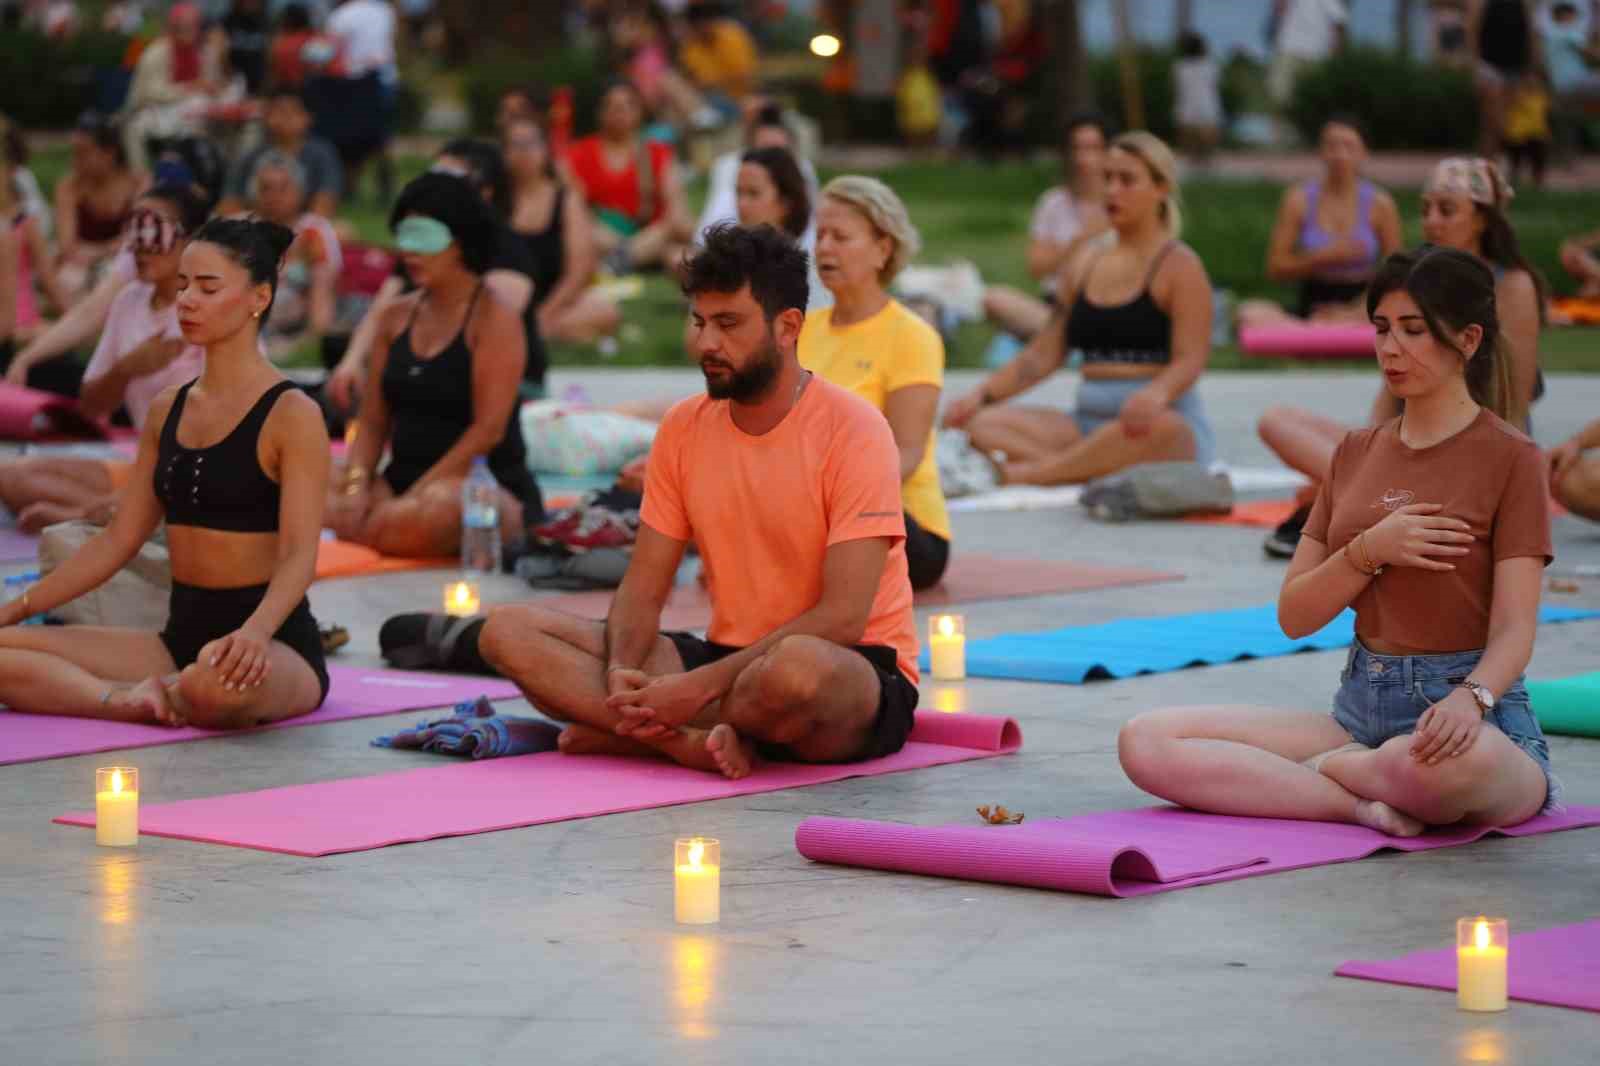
[1457,917,1508,1012]
[928,614,966,681]
[444,580,481,617]
[95,767,139,847]
[675,837,720,925]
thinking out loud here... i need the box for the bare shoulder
[1496,267,1538,303]
[1153,241,1209,293]
[1280,183,1309,217]
[265,385,331,456]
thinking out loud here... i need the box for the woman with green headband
[328,172,541,558]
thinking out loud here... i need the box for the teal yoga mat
[1527,672,1600,738]
[924,604,1600,684]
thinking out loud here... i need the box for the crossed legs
[478,604,883,779]
[0,624,322,729]
[1118,704,1549,835]
[966,403,1197,486]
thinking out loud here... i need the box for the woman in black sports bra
[0,218,333,729]
[945,131,1216,486]
[328,173,538,559]
[503,115,621,345]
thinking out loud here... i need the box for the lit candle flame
[687,839,704,869]
[1475,919,1490,951]
[344,422,359,448]
[937,615,956,638]
[810,33,841,58]
[450,583,471,609]
[111,769,123,794]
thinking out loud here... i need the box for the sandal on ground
[379,611,490,672]
[320,624,350,655]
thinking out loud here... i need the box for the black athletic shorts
[663,632,919,762]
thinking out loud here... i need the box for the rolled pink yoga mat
[1337,919,1600,1013]
[2,666,523,765]
[53,712,1022,856]
[0,383,108,440]
[794,805,1600,897]
[1238,323,1376,359]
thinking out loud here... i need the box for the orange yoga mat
[545,553,1183,631]
[314,539,456,581]
[1183,499,1300,529]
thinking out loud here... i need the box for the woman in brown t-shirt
[1120,248,1557,837]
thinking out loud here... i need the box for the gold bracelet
[21,587,32,618]
[1353,532,1383,577]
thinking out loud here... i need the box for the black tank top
[156,380,296,533]
[380,285,536,505]
[1065,242,1176,366]
[517,186,566,313]
[1479,0,1530,74]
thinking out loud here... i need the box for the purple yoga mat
[53,713,1023,856]
[2,666,522,765]
[794,805,1600,897]
[1337,919,1600,1013]
[0,527,39,563]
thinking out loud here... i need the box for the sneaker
[557,507,640,553]
[529,495,596,545]
[1263,503,1312,559]
[936,429,1000,498]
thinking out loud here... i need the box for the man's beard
[702,341,782,402]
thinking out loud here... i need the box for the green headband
[395,215,453,255]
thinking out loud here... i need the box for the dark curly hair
[681,222,810,321]
[388,172,498,275]
[438,138,512,218]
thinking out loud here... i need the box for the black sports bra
[1065,241,1176,367]
[155,380,296,533]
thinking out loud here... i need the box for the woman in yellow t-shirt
[800,175,950,589]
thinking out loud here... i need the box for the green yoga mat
[1528,673,1600,737]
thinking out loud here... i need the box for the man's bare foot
[557,722,659,759]
[106,678,186,727]
[705,723,754,780]
[1355,799,1426,838]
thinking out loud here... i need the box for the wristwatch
[1460,680,1496,717]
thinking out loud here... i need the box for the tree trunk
[1395,0,1414,59]
[1042,0,1092,121]
[1111,0,1144,131]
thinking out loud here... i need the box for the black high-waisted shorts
[160,581,330,705]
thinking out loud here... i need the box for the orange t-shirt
[1303,409,1552,654]
[641,377,918,683]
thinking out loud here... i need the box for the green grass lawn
[30,147,1598,371]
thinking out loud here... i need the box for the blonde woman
[801,175,950,589]
[944,131,1215,486]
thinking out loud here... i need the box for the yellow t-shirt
[799,300,951,540]
[679,21,757,99]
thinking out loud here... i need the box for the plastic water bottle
[460,458,501,576]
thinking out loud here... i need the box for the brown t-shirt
[1303,409,1552,654]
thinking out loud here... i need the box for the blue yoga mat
[922,605,1600,684]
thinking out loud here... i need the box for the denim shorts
[1332,641,1563,814]
[1074,377,1217,467]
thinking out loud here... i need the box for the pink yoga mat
[548,555,1183,630]
[2,666,522,765]
[1337,919,1600,1013]
[1238,323,1376,359]
[794,805,1600,897]
[54,712,1022,856]
[0,383,108,441]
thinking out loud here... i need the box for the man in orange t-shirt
[482,224,918,779]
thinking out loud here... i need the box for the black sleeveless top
[156,380,296,533]
[516,186,566,313]
[1065,242,1176,366]
[380,286,542,512]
